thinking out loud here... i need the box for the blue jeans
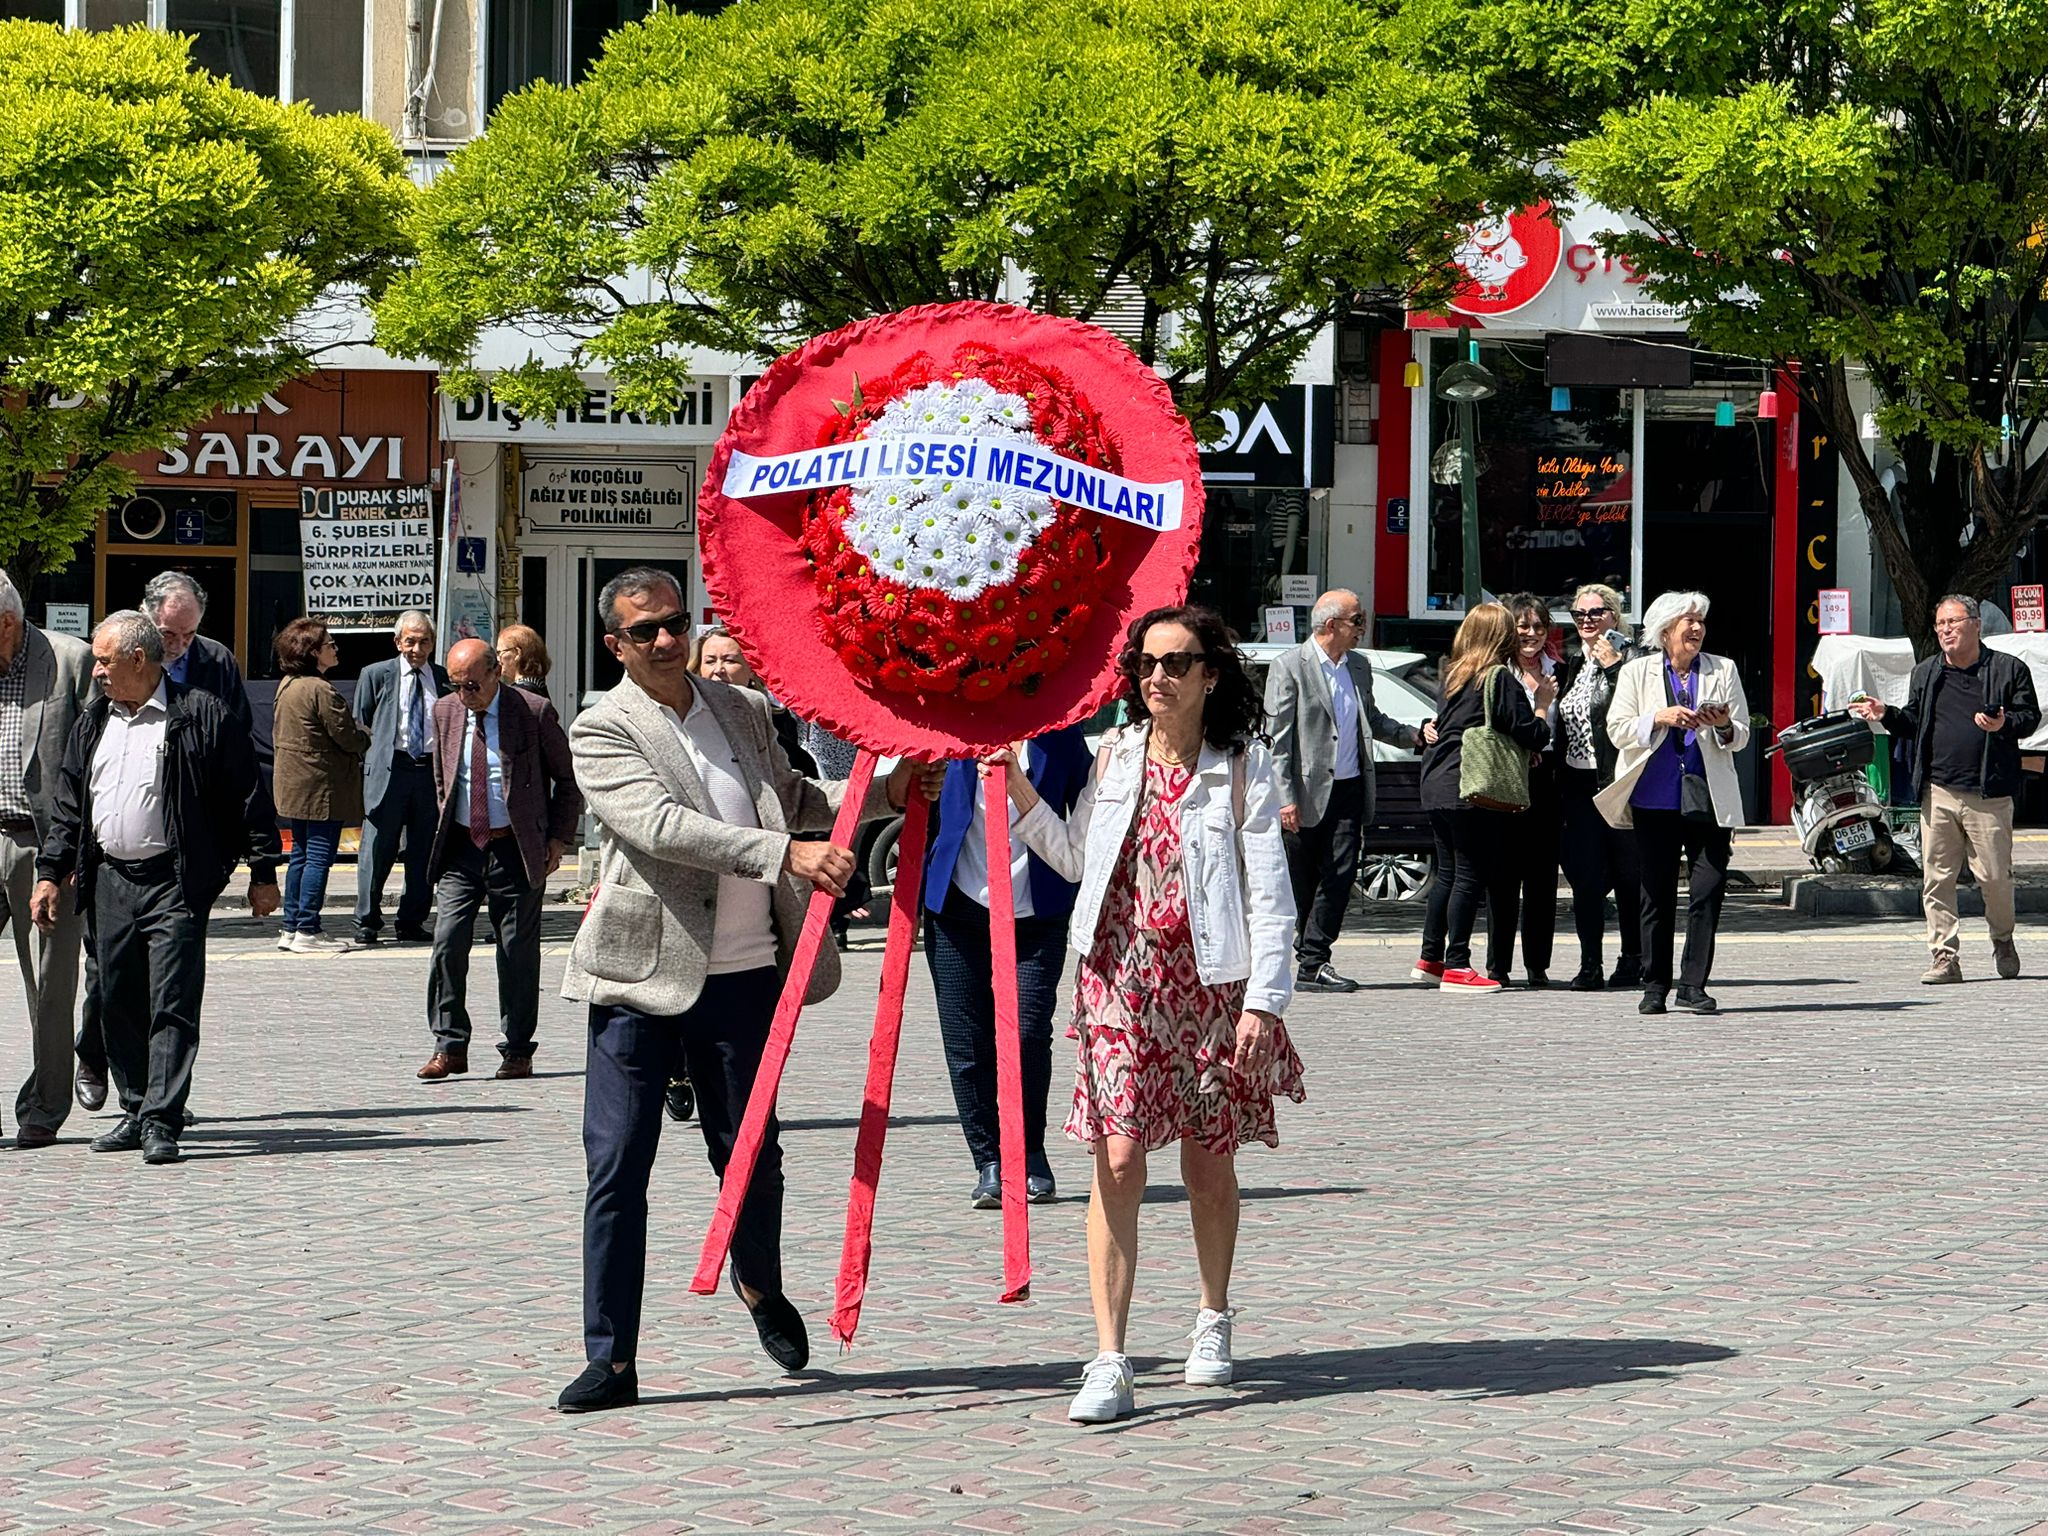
[283,818,342,935]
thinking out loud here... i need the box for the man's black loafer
[732,1272,809,1373]
[555,1360,637,1413]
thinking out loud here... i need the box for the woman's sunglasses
[1570,605,1613,624]
[1125,650,1208,679]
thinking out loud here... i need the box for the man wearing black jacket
[30,612,280,1164]
[1851,594,2040,984]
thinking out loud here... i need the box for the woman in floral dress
[995,604,1302,1423]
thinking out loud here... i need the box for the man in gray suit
[554,566,938,1414]
[352,611,449,945]
[0,577,93,1147]
[1264,588,1428,993]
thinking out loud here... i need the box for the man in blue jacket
[924,725,1090,1207]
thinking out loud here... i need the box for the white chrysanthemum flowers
[842,382,1055,594]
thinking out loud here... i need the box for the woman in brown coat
[272,618,372,954]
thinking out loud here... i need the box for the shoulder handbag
[1459,665,1532,812]
[1665,660,1717,824]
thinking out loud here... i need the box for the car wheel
[867,815,904,892]
[1355,850,1435,903]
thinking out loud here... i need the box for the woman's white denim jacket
[1011,723,1296,1018]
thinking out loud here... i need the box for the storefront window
[0,1,65,21]
[1423,337,1634,615]
[1187,487,1324,643]
[80,0,147,24]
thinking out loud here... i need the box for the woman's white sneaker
[289,931,354,955]
[1068,1351,1135,1422]
[1184,1307,1235,1385]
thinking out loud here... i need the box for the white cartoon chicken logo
[1454,212,1528,302]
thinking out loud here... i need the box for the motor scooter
[1769,710,1902,874]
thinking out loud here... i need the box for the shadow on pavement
[198,1103,533,1124]
[780,1114,960,1133]
[1140,1184,1373,1205]
[632,1335,1737,1423]
[1116,1335,1741,1423]
[1724,1000,1936,1015]
[176,1128,508,1159]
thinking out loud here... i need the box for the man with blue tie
[353,611,449,946]
[924,724,1090,1207]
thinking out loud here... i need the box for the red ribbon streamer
[828,791,932,1346]
[691,750,879,1296]
[982,762,1033,1303]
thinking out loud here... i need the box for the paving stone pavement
[6,911,2048,1535]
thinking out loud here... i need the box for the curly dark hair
[274,617,330,677]
[1116,604,1264,751]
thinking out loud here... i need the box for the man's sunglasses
[614,613,690,646]
[1125,650,1208,679]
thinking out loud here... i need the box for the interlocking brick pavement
[6,909,2048,1534]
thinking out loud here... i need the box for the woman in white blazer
[1595,590,1751,1017]
[993,603,1302,1426]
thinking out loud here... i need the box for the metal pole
[1457,327,1482,610]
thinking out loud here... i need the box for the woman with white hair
[1554,583,1645,989]
[1594,591,1750,1016]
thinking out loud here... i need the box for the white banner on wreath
[721,434,1184,531]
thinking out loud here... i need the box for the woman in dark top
[1414,602,1551,995]
[1553,583,1645,990]
[1488,593,1561,986]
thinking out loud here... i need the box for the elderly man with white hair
[1264,587,1428,993]
[0,575,94,1148]
[33,612,278,1165]
[1595,590,1750,1017]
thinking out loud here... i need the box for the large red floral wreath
[700,301,1205,757]
[692,302,1204,1338]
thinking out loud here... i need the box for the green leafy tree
[1403,0,2048,650]
[0,21,415,588]
[378,0,1526,423]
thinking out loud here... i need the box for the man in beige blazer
[556,566,937,1415]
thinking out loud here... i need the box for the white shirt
[399,663,438,756]
[91,682,171,859]
[662,690,777,975]
[953,741,1034,918]
[1321,650,1361,780]
[451,690,512,830]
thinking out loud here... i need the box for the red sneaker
[1410,958,1446,982]
[1439,968,1502,994]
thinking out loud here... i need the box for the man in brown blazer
[417,637,581,1082]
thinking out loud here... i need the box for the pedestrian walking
[1849,594,2038,983]
[0,575,93,1149]
[924,725,1090,1209]
[1414,603,1551,995]
[1596,590,1750,1016]
[143,571,256,739]
[554,567,936,1414]
[416,638,581,1082]
[352,611,448,946]
[494,624,554,699]
[270,619,370,956]
[994,603,1302,1425]
[1264,588,1426,993]
[33,611,279,1165]
[1554,584,1645,990]
[74,570,277,1110]
[1485,593,1564,986]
